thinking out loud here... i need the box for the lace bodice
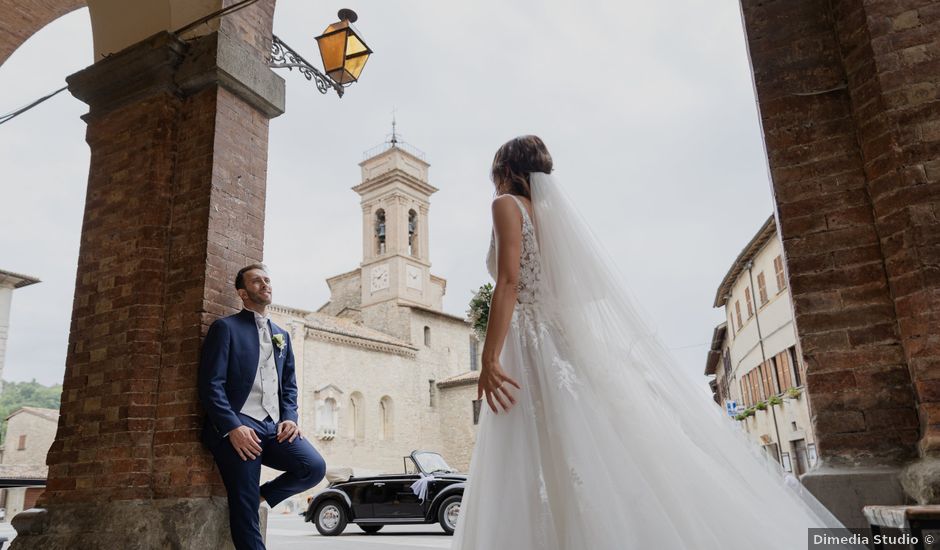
[486,195,542,304]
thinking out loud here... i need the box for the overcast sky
[0,0,774,387]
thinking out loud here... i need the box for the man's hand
[229,425,262,461]
[277,420,302,444]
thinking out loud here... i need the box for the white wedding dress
[451,173,863,550]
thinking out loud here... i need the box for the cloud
[0,1,774,387]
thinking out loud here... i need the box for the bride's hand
[478,359,522,414]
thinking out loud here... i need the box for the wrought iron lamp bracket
[270,34,345,97]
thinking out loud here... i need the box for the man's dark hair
[235,263,269,291]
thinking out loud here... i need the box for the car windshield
[414,452,453,474]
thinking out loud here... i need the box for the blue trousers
[210,413,326,550]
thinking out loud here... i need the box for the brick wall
[42,18,279,505]
[740,0,939,466]
[0,0,86,65]
[830,0,940,458]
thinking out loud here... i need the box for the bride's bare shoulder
[491,194,516,207]
[491,195,523,222]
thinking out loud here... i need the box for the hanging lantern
[315,9,372,85]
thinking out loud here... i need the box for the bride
[450,136,864,549]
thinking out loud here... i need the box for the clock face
[370,264,390,293]
[406,265,422,290]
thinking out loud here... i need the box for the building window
[17,435,26,451]
[379,396,393,440]
[771,356,784,393]
[424,326,431,346]
[429,380,437,407]
[408,209,418,257]
[789,346,802,387]
[757,272,769,305]
[722,349,732,379]
[349,392,364,439]
[470,336,479,371]
[744,288,754,318]
[774,255,787,292]
[472,399,482,425]
[740,379,750,407]
[734,301,743,331]
[375,209,387,255]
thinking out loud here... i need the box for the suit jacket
[198,308,299,447]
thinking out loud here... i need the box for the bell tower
[354,131,441,311]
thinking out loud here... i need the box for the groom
[199,263,326,550]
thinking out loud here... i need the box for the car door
[372,476,423,519]
[343,482,375,519]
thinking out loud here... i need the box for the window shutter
[757,272,769,305]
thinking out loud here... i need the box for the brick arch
[4,1,283,546]
[1,0,235,69]
[0,0,87,66]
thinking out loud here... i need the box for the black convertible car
[303,450,467,536]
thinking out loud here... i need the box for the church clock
[370,263,389,293]
[406,265,423,290]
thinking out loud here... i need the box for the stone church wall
[319,270,361,319]
[437,382,479,472]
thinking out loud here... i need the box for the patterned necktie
[258,317,272,354]
[256,316,279,422]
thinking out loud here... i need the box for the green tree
[0,379,62,444]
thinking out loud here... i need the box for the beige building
[264,139,482,508]
[0,270,41,392]
[0,407,58,520]
[705,216,817,477]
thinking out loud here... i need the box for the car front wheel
[314,500,348,536]
[438,495,462,535]
[359,524,384,534]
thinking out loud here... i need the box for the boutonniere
[272,333,286,359]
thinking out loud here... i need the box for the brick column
[9,20,284,549]
[740,0,940,526]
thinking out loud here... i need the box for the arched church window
[379,396,393,440]
[349,392,364,439]
[408,209,418,257]
[424,326,431,346]
[375,209,387,255]
[470,335,479,371]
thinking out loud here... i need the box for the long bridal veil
[525,171,864,549]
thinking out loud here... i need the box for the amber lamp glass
[315,11,372,85]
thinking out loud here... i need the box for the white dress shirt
[240,310,281,423]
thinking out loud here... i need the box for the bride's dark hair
[491,135,553,199]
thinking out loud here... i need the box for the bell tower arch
[355,139,439,311]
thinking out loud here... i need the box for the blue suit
[199,309,326,550]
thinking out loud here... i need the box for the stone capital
[67,30,285,120]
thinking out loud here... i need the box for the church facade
[267,142,482,497]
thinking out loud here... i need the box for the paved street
[0,513,453,549]
[0,514,451,550]
[267,513,452,550]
